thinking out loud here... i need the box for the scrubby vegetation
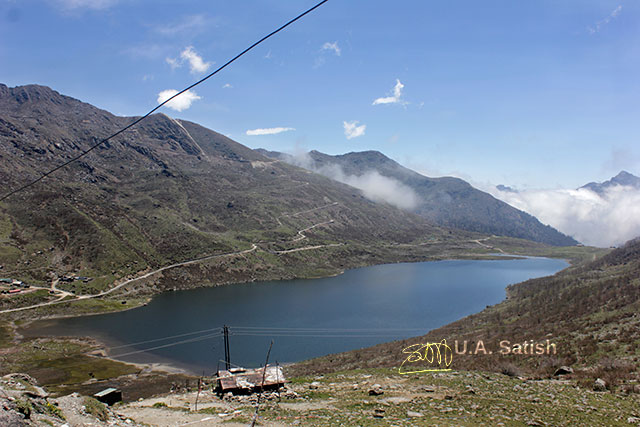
[291,239,640,392]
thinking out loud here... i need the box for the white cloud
[343,121,366,140]
[321,41,341,56]
[491,184,640,247]
[157,89,201,112]
[165,57,180,69]
[588,5,622,34]
[54,0,117,10]
[373,79,406,105]
[166,46,212,74]
[285,152,419,210]
[246,127,296,136]
[341,170,418,210]
[180,46,211,73]
[222,83,233,89]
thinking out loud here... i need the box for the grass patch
[83,397,109,421]
[0,337,138,395]
[0,322,12,346]
[0,289,52,310]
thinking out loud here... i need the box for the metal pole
[223,325,231,370]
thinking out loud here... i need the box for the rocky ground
[3,368,639,426]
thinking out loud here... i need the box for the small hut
[216,365,285,395]
[93,388,122,405]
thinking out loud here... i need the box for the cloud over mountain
[287,151,418,210]
[492,179,640,247]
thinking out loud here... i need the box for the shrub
[15,398,33,419]
[45,401,65,420]
[83,397,108,422]
[499,362,522,378]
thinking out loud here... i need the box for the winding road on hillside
[473,238,506,254]
[0,202,340,314]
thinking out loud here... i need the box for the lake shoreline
[13,251,535,325]
[20,256,569,375]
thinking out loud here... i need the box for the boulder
[368,384,384,396]
[553,366,574,376]
[593,378,607,392]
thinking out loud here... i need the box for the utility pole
[223,325,231,370]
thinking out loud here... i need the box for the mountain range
[580,170,640,194]
[0,83,488,300]
[257,149,577,246]
[0,83,584,307]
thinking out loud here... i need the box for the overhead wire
[104,325,428,351]
[231,332,411,338]
[15,332,224,377]
[36,322,424,374]
[109,332,223,359]
[228,326,428,332]
[0,0,330,203]
[102,325,425,359]
[106,326,224,350]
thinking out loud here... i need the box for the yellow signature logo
[398,339,453,374]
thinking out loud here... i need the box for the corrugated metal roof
[217,365,285,392]
[94,387,118,397]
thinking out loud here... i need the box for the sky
[1,0,639,245]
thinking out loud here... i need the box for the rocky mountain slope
[257,149,577,246]
[0,83,485,309]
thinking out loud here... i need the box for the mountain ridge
[1,83,506,314]
[580,170,640,194]
[257,148,578,246]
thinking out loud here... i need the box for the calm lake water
[26,258,567,374]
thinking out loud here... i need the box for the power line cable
[109,332,223,359]
[39,324,422,372]
[106,326,225,350]
[229,326,424,332]
[0,0,330,203]
[232,332,408,338]
[15,332,224,376]
[31,324,422,374]
[106,325,427,350]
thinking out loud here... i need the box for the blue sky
[1,0,639,189]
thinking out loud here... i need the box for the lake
[25,257,567,374]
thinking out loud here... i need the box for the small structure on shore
[94,388,122,406]
[216,365,285,395]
